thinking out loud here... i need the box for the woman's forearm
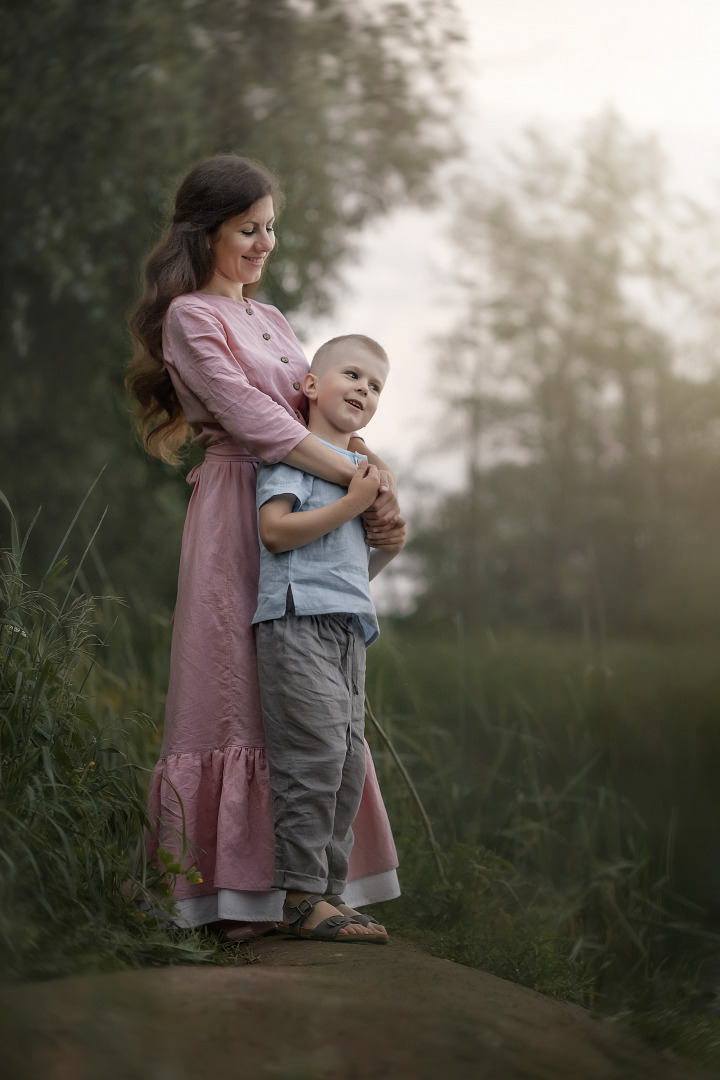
[348,437,395,478]
[282,433,356,485]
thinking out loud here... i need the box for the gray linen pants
[255,609,367,894]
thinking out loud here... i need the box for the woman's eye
[241,229,255,236]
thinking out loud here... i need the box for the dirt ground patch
[0,936,712,1079]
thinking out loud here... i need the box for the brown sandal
[324,894,388,939]
[281,894,384,943]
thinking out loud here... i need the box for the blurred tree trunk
[413,110,720,637]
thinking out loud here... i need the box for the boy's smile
[303,346,389,448]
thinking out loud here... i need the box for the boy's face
[303,347,388,437]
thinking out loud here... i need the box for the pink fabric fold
[145,742,398,901]
[145,746,275,899]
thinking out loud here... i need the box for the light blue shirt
[252,441,379,645]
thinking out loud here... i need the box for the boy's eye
[345,371,358,379]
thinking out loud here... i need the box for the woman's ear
[302,371,318,399]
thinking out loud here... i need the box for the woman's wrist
[349,437,395,479]
[283,433,356,486]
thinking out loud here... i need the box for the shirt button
[262,332,271,340]
[280,356,289,363]
[293,381,301,390]
[245,307,254,315]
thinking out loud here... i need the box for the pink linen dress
[144,292,399,928]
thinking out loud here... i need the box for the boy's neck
[307,408,353,450]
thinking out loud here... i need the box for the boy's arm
[259,463,381,554]
[367,520,407,580]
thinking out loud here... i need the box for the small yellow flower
[89,761,95,767]
[141,912,146,918]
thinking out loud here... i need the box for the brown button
[293,381,301,390]
[262,332,271,340]
[245,307,254,315]
[280,356,289,363]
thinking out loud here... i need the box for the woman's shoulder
[168,292,286,323]
[167,292,225,318]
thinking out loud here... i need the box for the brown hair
[310,334,389,375]
[126,155,283,462]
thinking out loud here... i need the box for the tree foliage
[0,0,462,612]
[413,111,720,636]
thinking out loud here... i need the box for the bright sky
[302,0,720,471]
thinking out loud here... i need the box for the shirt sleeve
[164,301,309,463]
[256,462,314,511]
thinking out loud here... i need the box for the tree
[0,0,462,611]
[413,111,720,636]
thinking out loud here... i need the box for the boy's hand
[366,519,407,555]
[347,462,382,513]
[362,469,401,531]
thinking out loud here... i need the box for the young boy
[252,333,405,943]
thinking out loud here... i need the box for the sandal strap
[323,893,385,931]
[313,915,350,932]
[283,893,328,929]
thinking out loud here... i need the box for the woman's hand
[366,518,407,552]
[361,469,403,535]
[367,518,407,580]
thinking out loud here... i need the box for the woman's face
[209,195,276,288]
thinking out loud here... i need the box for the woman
[126,154,401,938]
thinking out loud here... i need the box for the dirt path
[1,936,713,1079]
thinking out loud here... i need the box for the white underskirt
[171,869,401,928]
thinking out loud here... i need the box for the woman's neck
[198,270,246,302]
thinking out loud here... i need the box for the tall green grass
[0,494,242,978]
[4,487,720,1064]
[366,619,720,1064]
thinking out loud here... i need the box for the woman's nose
[256,231,274,251]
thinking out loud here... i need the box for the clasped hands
[361,468,406,552]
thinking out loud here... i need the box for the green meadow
[3,511,720,1067]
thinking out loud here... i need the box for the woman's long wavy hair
[126,155,283,463]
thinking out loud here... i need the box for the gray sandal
[324,894,388,937]
[281,894,383,943]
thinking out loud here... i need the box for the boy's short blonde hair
[310,334,389,375]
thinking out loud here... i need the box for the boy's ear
[302,371,318,399]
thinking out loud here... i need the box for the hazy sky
[302,0,720,470]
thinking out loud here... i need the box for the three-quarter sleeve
[163,300,309,463]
